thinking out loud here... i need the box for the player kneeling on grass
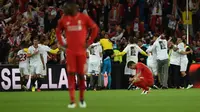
[127,61,154,94]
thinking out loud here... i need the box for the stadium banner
[0,64,125,91]
[0,64,69,91]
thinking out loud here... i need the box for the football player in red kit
[56,2,98,108]
[127,61,154,94]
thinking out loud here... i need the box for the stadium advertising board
[0,65,70,91]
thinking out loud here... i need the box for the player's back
[125,44,141,62]
[38,44,51,64]
[17,49,29,67]
[136,62,153,79]
[60,13,89,53]
[89,42,102,58]
[155,39,168,60]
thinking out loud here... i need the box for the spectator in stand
[44,6,61,33]
[8,46,19,65]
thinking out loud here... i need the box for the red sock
[68,75,75,103]
[79,75,86,101]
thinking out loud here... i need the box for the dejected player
[127,61,154,94]
[56,2,99,108]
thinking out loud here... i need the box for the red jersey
[135,62,153,79]
[56,13,98,54]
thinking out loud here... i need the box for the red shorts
[66,50,86,75]
[134,76,154,87]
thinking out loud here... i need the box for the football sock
[93,75,98,89]
[180,76,186,87]
[68,73,75,103]
[31,78,36,87]
[154,76,158,86]
[23,78,28,86]
[37,78,43,89]
[78,75,85,101]
[86,75,90,89]
[108,75,112,89]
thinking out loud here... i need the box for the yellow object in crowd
[100,38,113,51]
[182,11,192,25]
[50,29,56,45]
[113,49,122,63]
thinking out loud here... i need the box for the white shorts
[147,62,158,76]
[19,66,30,76]
[30,64,43,75]
[180,59,188,72]
[87,60,101,74]
[41,64,47,76]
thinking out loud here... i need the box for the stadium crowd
[0,0,200,91]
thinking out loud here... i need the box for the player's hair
[63,2,78,16]
[146,38,151,45]
[33,37,39,41]
[129,37,137,44]
[94,37,100,43]
[40,38,46,44]
[127,61,135,68]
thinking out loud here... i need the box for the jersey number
[130,47,136,56]
[19,54,27,61]
[159,41,166,50]
[90,46,95,55]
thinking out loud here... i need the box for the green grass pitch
[0,89,200,112]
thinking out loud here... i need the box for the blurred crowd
[1,0,200,64]
[0,0,200,89]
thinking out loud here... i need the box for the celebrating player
[16,42,29,91]
[56,2,98,108]
[87,38,103,90]
[37,39,59,92]
[127,61,154,94]
[27,38,45,92]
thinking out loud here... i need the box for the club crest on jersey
[66,20,82,31]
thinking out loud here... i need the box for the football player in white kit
[87,39,103,90]
[146,37,159,89]
[16,42,30,91]
[37,39,59,91]
[176,38,193,88]
[27,38,45,92]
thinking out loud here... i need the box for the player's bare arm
[129,70,142,83]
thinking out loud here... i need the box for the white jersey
[178,42,188,60]
[170,45,181,66]
[123,44,143,63]
[28,45,44,66]
[17,49,29,68]
[38,44,51,64]
[147,45,157,64]
[148,38,168,60]
[88,42,102,58]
